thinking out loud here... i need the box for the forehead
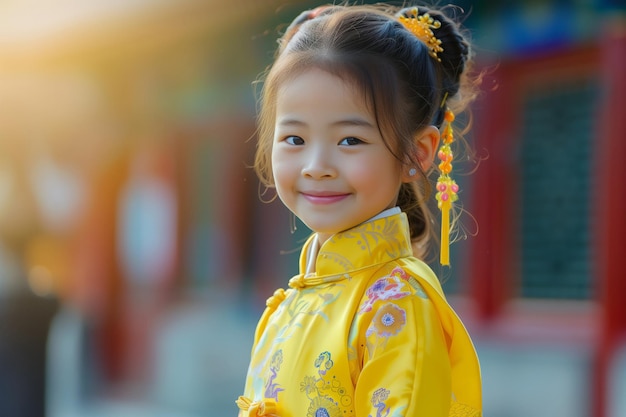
[275,68,372,118]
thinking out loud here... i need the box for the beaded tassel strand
[435,109,459,266]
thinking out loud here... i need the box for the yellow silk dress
[237,211,481,417]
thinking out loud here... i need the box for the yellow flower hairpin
[398,9,444,61]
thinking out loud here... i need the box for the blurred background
[0,0,624,416]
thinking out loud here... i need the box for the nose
[301,145,337,179]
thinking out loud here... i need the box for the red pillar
[593,22,626,417]
[467,65,518,321]
[71,151,130,382]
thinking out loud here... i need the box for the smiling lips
[301,191,350,204]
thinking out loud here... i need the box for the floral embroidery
[264,350,284,401]
[366,303,407,337]
[301,352,353,416]
[300,375,317,395]
[359,267,411,313]
[369,388,391,417]
[315,351,334,376]
[307,395,341,417]
[286,285,344,323]
[321,216,412,272]
[390,266,411,280]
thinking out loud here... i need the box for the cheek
[271,159,298,209]
[347,156,402,186]
[345,163,374,183]
[271,152,296,189]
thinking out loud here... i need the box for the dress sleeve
[352,270,452,417]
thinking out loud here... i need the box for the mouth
[301,191,350,204]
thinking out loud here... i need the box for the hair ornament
[435,109,458,266]
[398,8,444,61]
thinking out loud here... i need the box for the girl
[237,4,482,416]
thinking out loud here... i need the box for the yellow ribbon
[235,396,278,416]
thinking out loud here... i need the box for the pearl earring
[408,168,417,177]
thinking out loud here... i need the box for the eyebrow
[277,116,375,128]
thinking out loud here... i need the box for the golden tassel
[435,109,458,266]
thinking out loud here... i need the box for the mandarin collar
[288,212,413,289]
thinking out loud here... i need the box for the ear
[402,125,440,182]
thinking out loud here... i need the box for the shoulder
[351,264,449,362]
[354,261,451,339]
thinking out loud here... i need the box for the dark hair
[254,3,478,259]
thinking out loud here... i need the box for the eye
[338,137,364,146]
[284,136,305,145]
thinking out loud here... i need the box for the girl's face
[272,68,406,244]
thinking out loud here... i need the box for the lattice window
[519,79,597,299]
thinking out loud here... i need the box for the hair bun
[397,6,470,99]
